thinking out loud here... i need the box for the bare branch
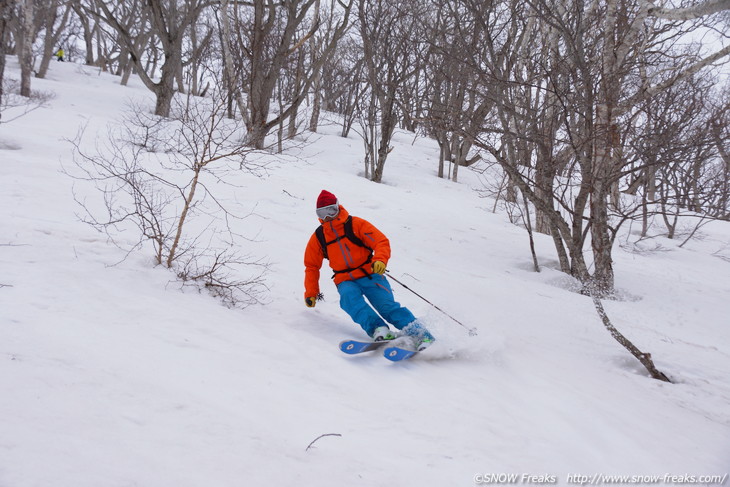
[644,44,730,99]
[305,433,342,452]
[65,88,269,308]
[645,0,730,20]
[590,292,672,382]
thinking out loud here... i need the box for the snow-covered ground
[1,60,729,487]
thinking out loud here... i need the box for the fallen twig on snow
[305,433,342,452]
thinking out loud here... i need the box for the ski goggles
[316,203,340,220]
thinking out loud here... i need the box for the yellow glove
[372,261,386,275]
[305,296,317,308]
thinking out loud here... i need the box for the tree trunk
[712,121,730,217]
[589,186,615,294]
[120,61,133,86]
[246,0,294,149]
[450,136,461,183]
[19,0,34,97]
[219,0,249,124]
[534,166,554,235]
[0,0,11,122]
[437,137,445,179]
[590,99,617,295]
[148,35,181,117]
[591,293,671,382]
[153,80,175,119]
[36,0,71,79]
[308,34,323,133]
[522,192,540,272]
[550,221,571,274]
[35,0,59,79]
[95,28,106,70]
[167,167,201,268]
[73,3,96,65]
[309,69,322,133]
[372,95,396,183]
[288,50,305,139]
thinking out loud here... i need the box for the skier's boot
[372,326,396,342]
[402,321,435,351]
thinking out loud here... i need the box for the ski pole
[385,270,477,336]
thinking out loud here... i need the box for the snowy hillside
[1,60,729,487]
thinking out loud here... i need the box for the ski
[382,344,419,362]
[340,337,427,361]
[339,339,391,355]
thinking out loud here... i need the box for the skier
[55,48,65,62]
[303,190,435,350]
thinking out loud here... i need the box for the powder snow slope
[1,60,729,487]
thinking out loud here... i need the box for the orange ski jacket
[304,206,390,298]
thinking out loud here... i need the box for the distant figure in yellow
[55,48,64,62]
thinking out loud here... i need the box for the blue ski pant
[337,274,416,337]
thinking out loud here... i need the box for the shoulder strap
[315,225,328,259]
[315,216,373,261]
[343,216,371,251]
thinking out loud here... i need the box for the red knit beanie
[317,190,338,208]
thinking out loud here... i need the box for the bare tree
[441,0,729,380]
[709,87,730,219]
[35,0,72,78]
[90,0,214,117]
[357,0,422,182]
[463,0,730,295]
[0,0,53,124]
[67,89,269,307]
[307,0,347,133]
[71,0,99,65]
[68,0,119,69]
[217,0,246,121]
[223,0,352,149]
[0,0,54,126]
[322,35,365,138]
[179,9,215,96]
[623,68,727,241]
[423,0,498,182]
